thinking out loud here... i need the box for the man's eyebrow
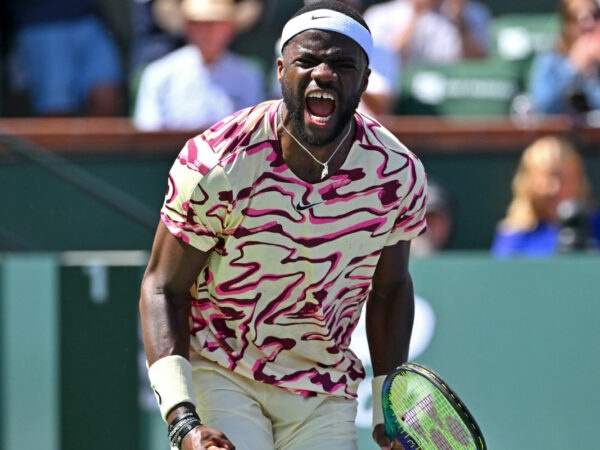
[294,45,359,61]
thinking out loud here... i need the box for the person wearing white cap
[133,0,266,131]
[140,1,428,449]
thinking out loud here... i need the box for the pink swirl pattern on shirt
[161,101,427,398]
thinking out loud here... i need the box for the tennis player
[139,1,428,449]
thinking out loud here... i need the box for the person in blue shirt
[5,0,124,116]
[492,135,600,258]
[132,0,266,131]
[529,0,600,115]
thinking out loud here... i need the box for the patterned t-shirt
[161,100,427,399]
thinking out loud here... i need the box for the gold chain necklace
[278,105,352,180]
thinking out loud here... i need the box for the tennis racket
[382,362,486,450]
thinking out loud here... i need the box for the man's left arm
[367,240,414,375]
[367,239,415,449]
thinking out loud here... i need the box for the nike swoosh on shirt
[295,201,324,211]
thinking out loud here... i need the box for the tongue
[306,97,335,118]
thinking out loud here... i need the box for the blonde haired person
[491,135,599,257]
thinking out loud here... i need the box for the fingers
[204,437,235,450]
[372,424,393,450]
[182,425,235,450]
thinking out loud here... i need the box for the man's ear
[361,67,372,95]
[276,57,284,83]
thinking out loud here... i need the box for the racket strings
[387,373,477,450]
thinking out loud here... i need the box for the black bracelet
[167,410,202,447]
[168,416,198,442]
[173,418,202,449]
[168,411,198,435]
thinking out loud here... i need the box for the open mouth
[305,91,335,124]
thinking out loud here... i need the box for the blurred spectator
[129,0,186,77]
[491,135,600,258]
[304,0,364,11]
[5,0,124,116]
[363,0,491,115]
[133,0,266,131]
[360,43,401,115]
[438,0,491,59]
[270,0,399,116]
[529,0,600,115]
[411,179,456,256]
[364,0,461,65]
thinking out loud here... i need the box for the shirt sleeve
[385,152,428,245]
[160,138,232,251]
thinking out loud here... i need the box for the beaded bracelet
[168,412,197,436]
[173,418,202,449]
[168,411,202,449]
[168,417,196,442]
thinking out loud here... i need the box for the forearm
[140,274,193,365]
[367,270,415,445]
[366,274,415,377]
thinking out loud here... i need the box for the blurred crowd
[0,0,599,122]
[0,0,599,256]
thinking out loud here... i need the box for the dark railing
[1,115,599,155]
[1,115,599,251]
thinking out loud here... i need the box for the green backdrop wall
[1,252,598,449]
[1,143,599,252]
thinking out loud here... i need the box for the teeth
[309,113,330,123]
[307,92,334,100]
[307,91,334,122]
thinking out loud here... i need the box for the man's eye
[295,58,315,67]
[337,63,357,70]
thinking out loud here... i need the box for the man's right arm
[140,221,208,365]
[139,221,235,449]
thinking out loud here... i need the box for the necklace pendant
[321,165,328,180]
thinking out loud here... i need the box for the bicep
[140,221,211,363]
[142,221,210,300]
[372,240,411,293]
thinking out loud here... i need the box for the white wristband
[148,355,196,421]
[371,375,387,431]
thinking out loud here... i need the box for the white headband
[279,9,373,62]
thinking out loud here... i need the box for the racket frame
[382,362,486,450]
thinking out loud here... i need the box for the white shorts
[188,353,359,450]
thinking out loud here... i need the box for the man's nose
[311,62,337,82]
